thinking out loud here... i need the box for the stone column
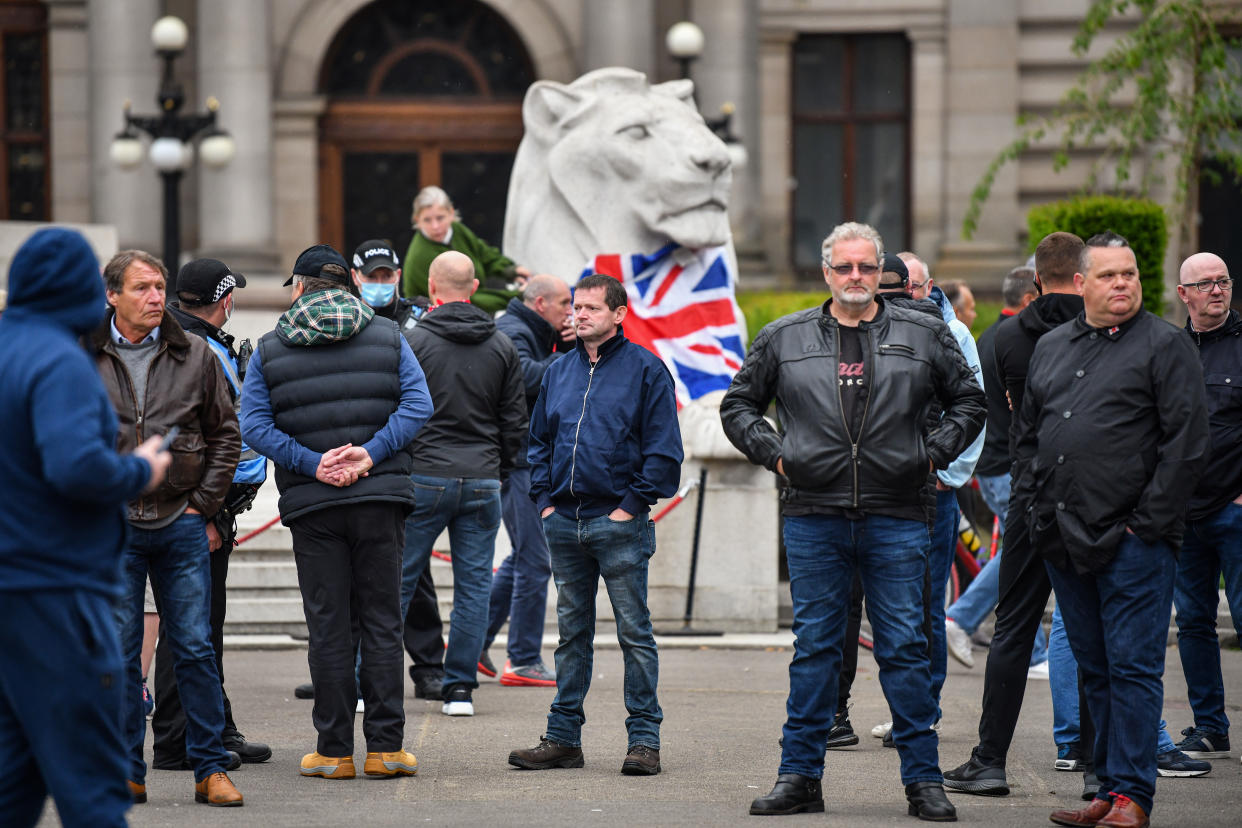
[908,25,948,265]
[88,0,161,251]
[690,0,761,253]
[582,0,656,77]
[196,0,278,272]
[935,0,1022,281]
[47,0,89,223]
[757,27,795,285]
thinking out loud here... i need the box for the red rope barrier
[233,515,281,546]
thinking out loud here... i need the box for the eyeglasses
[908,279,927,291]
[826,263,880,277]
[1183,277,1233,292]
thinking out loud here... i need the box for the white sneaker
[872,720,893,738]
[945,618,975,668]
[1027,660,1050,681]
[441,687,474,716]
[356,697,365,712]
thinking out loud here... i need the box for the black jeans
[837,572,865,712]
[151,531,236,763]
[404,564,445,678]
[975,510,1091,767]
[290,501,406,756]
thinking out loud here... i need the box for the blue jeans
[928,489,958,713]
[542,511,661,750]
[484,468,553,666]
[1045,534,1175,816]
[1174,501,1242,735]
[401,475,501,695]
[1049,607,1176,754]
[947,473,1049,664]
[116,514,230,784]
[781,513,940,785]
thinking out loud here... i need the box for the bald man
[399,250,527,717]
[480,275,574,686]
[1170,251,1242,761]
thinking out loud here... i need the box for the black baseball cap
[352,240,401,275]
[879,253,909,290]
[177,258,246,306]
[283,244,350,286]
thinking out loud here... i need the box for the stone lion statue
[503,67,734,282]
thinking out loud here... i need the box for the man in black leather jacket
[721,221,985,821]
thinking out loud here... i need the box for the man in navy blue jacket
[509,274,683,777]
[0,227,170,826]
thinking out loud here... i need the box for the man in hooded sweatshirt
[0,227,170,826]
[398,250,526,718]
[240,244,433,780]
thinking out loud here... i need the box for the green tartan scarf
[276,288,374,346]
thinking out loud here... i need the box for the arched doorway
[316,0,535,257]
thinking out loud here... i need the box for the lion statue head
[503,67,734,281]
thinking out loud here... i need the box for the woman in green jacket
[402,186,528,314]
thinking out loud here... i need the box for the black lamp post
[109,15,235,293]
[665,21,749,172]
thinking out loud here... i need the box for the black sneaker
[294,682,314,699]
[1156,748,1211,777]
[478,650,497,678]
[441,685,474,717]
[1055,742,1085,772]
[826,709,859,750]
[508,737,584,770]
[412,672,444,700]
[942,749,1009,796]
[621,745,661,775]
[1176,726,1231,759]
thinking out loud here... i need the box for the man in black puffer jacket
[241,244,433,780]
[722,222,985,821]
[399,250,527,719]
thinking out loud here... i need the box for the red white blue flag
[580,243,746,407]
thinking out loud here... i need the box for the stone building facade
[11,0,1240,294]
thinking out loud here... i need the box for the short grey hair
[103,249,168,294]
[1002,267,1037,307]
[821,222,883,265]
[410,185,455,225]
[1079,231,1130,273]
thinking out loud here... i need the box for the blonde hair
[411,186,455,226]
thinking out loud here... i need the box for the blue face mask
[359,282,397,307]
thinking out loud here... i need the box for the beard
[834,286,876,308]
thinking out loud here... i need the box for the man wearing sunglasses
[722,221,985,821]
[1169,253,1242,764]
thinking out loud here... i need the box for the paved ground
[34,637,1242,827]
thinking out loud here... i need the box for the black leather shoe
[294,682,314,699]
[223,730,272,763]
[749,773,824,815]
[905,782,957,822]
[942,749,1009,796]
[152,751,242,772]
[411,670,444,700]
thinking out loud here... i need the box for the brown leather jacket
[90,310,240,523]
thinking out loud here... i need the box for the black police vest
[257,318,414,523]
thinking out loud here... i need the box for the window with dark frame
[0,1,48,223]
[791,33,910,280]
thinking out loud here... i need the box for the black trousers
[151,532,236,763]
[290,501,406,756]
[404,564,445,678]
[837,572,865,712]
[975,509,1091,766]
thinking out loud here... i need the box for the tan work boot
[193,772,243,806]
[127,780,147,804]
[300,752,356,779]
[364,750,418,777]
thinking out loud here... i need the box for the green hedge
[736,290,825,345]
[1026,196,1167,316]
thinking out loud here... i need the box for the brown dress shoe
[1050,796,1112,827]
[1097,795,1149,828]
[127,780,147,804]
[194,772,244,807]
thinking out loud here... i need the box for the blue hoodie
[0,228,150,596]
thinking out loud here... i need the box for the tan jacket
[91,310,240,523]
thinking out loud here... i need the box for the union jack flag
[580,243,746,407]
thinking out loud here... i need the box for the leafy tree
[961,0,1242,244]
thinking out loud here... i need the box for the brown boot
[127,780,147,804]
[1050,796,1113,827]
[1097,795,1148,828]
[194,772,244,807]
